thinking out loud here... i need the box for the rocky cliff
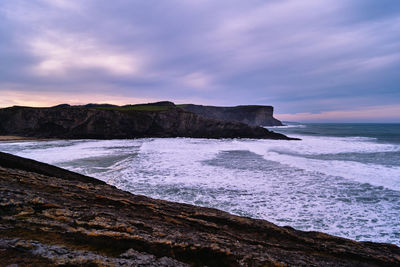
[180,104,283,126]
[0,103,293,140]
[0,151,399,266]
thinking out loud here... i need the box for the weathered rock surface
[180,104,283,126]
[0,151,399,266]
[0,103,293,140]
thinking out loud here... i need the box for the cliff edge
[0,152,399,266]
[0,102,293,140]
[180,104,283,126]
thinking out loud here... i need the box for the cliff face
[0,105,292,139]
[180,104,283,126]
[0,151,399,266]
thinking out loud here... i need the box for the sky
[0,0,399,122]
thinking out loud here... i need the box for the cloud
[0,0,399,121]
[208,1,400,78]
[358,53,400,71]
[180,72,215,90]
[29,31,143,77]
[40,0,80,10]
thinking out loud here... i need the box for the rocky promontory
[1,151,399,266]
[180,104,283,126]
[0,102,293,140]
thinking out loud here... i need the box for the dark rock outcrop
[180,104,283,126]
[0,104,294,140]
[1,151,399,266]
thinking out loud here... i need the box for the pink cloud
[276,105,400,122]
[0,90,156,108]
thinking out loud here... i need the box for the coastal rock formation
[180,104,283,126]
[0,103,292,140]
[1,151,399,266]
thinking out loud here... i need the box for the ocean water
[0,123,399,245]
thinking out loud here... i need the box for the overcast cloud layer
[1,0,399,122]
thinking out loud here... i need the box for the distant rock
[51,104,71,108]
[0,103,295,140]
[80,103,118,108]
[137,101,176,107]
[0,151,399,266]
[180,104,283,126]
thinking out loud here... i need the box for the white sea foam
[259,135,398,155]
[0,136,399,245]
[6,139,143,164]
[264,151,400,190]
[2,136,399,190]
[103,137,400,244]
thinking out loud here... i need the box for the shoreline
[0,135,300,142]
[0,136,49,142]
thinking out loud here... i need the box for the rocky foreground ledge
[1,152,399,266]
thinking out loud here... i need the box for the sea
[1,123,399,245]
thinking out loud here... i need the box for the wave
[125,137,400,191]
[264,124,306,129]
[4,139,143,165]
[263,150,400,191]
[244,136,400,190]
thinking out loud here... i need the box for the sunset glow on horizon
[1,0,399,122]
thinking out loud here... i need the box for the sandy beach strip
[0,136,44,142]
